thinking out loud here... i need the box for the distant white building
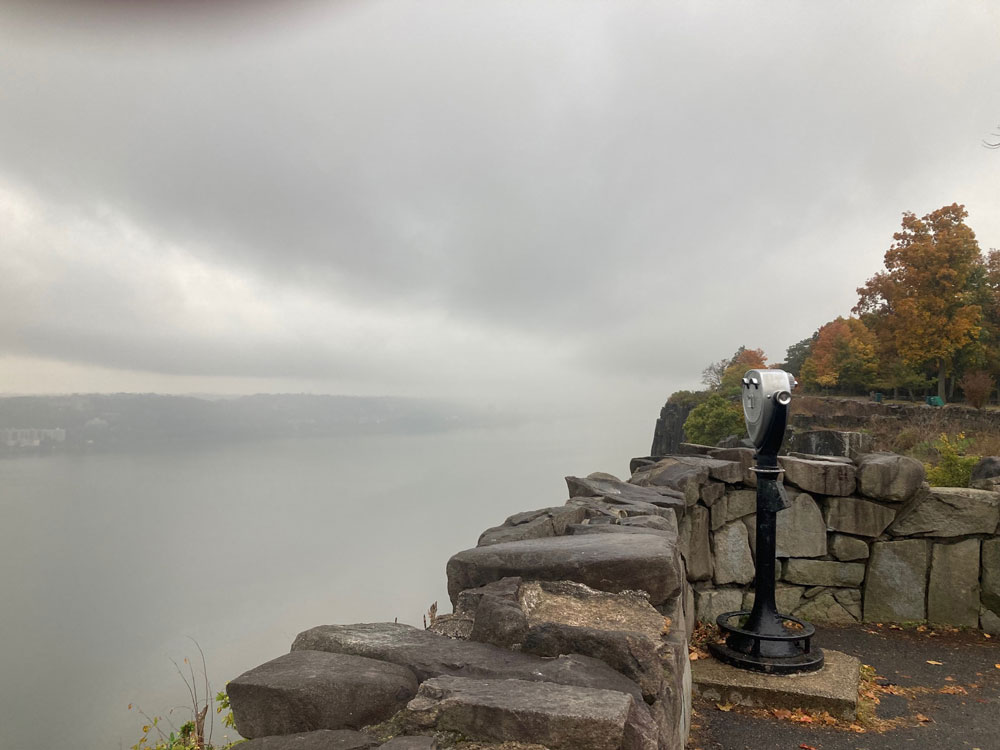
[2,428,67,447]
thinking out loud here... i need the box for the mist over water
[0,411,654,750]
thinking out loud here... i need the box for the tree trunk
[938,361,947,402]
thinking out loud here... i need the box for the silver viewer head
[741,369,797,450]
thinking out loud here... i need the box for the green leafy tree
[683,394,746,446]
[782,335,816,377]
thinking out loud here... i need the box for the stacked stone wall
[670,436,1000,634]
[225,468,695,749]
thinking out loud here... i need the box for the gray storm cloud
[1,0,998,406]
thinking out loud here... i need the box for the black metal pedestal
[707,460,824,674]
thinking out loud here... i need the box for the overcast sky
[1,0,998,412]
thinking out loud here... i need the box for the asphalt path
[688,624,1000,750]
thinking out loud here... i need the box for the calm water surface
[0,414,651,749]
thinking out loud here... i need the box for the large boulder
[514,581,670,700]
[477,506,587,546]
[712,522,754,586]
[566,475,685,516]
[402,676,658,750]
[629,459,707,505]
[430,578,521,641]
[823,496,896,537]
[292,622,644,705]
[780,456,856,496]
[446,534,682,607]
[708,447,756,485]
[927,539,980,627]
[631,455,742,488]
[972,456,1000,483]
[462,579,688,750]
[855,453,925,503]
[888,487,1000,537]
[468,578,530,649]
[227,651,418,738]
[774,493,826,558]
[863,540,930,622]
[236,731,380,750]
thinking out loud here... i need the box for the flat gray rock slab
[236,730,379,750]
[565,475,685,515]
[928,539,981,627]
[692,649,860,720]
[477,506,587,546]
[780,456,856,496]
[446,533,682,606]
[889,487,999,537]
[824,496,896,537]
[403,676,657,750]
[709,447,756,485]
[783,559,865,588]
[292,622,644,704]
[228,651,418,739]
[863,539,930,622]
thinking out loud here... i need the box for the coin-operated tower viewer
[708,369,824,674]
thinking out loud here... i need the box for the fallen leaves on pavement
[939,685,968,695]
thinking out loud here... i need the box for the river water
[0,412,653,749]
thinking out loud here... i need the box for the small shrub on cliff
[666,389,709,409]
[130,645,238,750]
[683,394,746,446]
[959,370,994,409]
[924,432,979,487]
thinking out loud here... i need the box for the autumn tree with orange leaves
[854,204,983,402]
[799,317,879,392]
